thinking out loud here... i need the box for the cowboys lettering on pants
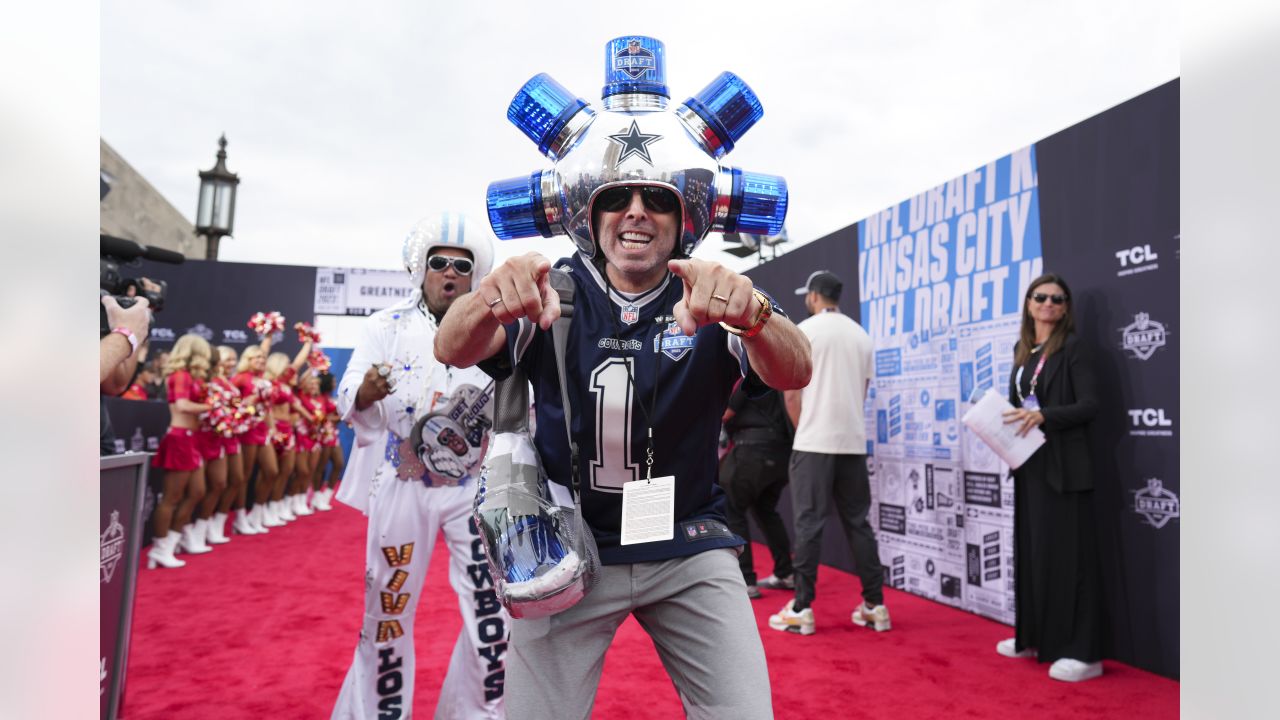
[332,214,509,720]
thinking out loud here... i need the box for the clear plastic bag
[473,431,599,619]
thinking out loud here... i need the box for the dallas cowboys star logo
[607,120,662,167]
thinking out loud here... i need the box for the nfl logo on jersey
[621,304,640,325]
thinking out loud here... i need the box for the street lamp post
[195,134,240,261]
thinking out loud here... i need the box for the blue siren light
[487,172,553,240]
[729,170,788,236]
[679,72,764,158]
[507,74,594,160]
[484,35,788,260]
[602,36,668,99]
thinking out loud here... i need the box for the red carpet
[123,503,1178,719]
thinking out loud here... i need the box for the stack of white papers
[960,389,1046,470]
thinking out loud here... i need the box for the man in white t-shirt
[768,270,890,636]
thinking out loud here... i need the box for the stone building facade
[100,138,206,259]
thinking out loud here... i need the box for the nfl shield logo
[686,525,698,538]
[621,304,639,325]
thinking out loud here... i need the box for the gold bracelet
[720,289,773,338]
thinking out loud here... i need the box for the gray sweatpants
[507,547,774,720]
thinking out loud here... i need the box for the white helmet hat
[403,212,496,288]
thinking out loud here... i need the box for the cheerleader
[231,342,276,533]
[193,345,247,546]
[259,342,312,524]
[292,371,325,515]
[310,371,343,511]
[147,334,213,569]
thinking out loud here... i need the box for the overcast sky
[101,1,1178,272]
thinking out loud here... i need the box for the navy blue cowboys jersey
[480,253,783,564]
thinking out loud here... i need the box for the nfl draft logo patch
[100,510,125,584]
[621,303,639,325]
[1120,312,1168,361]
[614,39,655,78]
[655,322,695,361]
[1134,478,1180,529]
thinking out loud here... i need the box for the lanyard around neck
[1015,347,1048,404]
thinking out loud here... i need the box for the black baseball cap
[794,270,843,299]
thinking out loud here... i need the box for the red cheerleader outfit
[216,376,243,456]
[232,370,271,446]
[320,395,339,448]
[295,392,324,453]
[197,376,242,460]
[152,370,204,472]
[269,367,298,454]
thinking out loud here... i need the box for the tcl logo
[1128,409,1172,427]
[1116,245,1158,267]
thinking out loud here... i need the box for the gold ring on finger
[487,296,504,308]
[710,294,730,303]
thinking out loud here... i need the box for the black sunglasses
[595,186,680,214]
[426,255,473,275]
[1031,292,1067,305]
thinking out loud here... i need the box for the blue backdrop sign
[859,147,1043,337]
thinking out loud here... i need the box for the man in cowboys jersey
[436,185,811,719]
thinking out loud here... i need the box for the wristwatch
[720,289,773,339]
[112,326,140,354]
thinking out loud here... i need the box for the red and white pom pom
[247,312,269,336]
[308,349,331,374]
[294,321,321,344]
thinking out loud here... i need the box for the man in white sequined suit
[332,214,508,720]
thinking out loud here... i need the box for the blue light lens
[681,72,764,156]
[729,170,788,236]
[602,36,668,99]
[507,74,590,157]
[487,172,553,240]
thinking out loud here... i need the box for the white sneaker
[996,638,1036,658]
[767,599,815,635]
[758,574,795,590]
[276,499,297,522]
[1049,658,1103,682]
[851,603,892,632]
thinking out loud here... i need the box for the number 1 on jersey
[589,357,638,493]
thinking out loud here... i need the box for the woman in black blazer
[999,273,1103,682]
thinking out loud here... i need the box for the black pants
[1013,472,1102,663]
[718,443,794,586]
[790,451,883,609]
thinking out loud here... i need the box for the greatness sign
[859,147,1043,337]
